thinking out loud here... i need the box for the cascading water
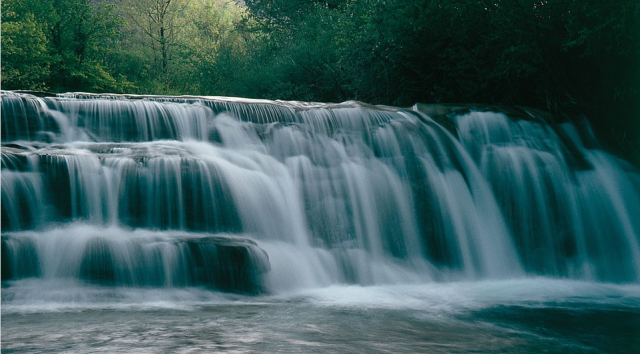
[2,91,640,297]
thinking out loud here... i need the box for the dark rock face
[2,233,271,294]
[79,237,116,284]
[1,235,41,281]
[179,237,270,293]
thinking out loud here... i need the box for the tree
[120,0,190,92]
[45,0,129,91]
[1,0,132,92]
[1,0,51,89]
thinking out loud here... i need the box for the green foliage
[1,1,51,89]
[46,0,130,92]
[1,0,132,92]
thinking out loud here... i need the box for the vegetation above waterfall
[1,0,639,161]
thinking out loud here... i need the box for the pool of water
[3,279,640,353]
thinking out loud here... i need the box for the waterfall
[2,91,639,294]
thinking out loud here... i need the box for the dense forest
[2,0,639,162]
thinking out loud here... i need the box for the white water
[2,92,640,296]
